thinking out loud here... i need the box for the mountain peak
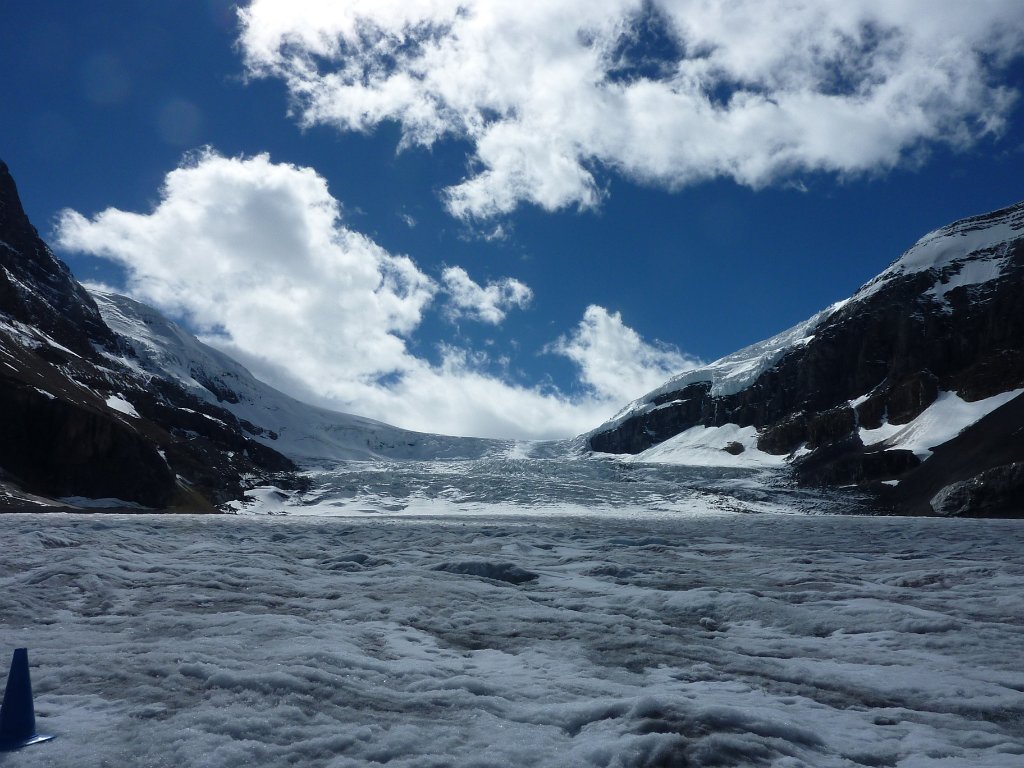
[0,160,116,354]
[855,199,1024,303]
[0,157,33,235]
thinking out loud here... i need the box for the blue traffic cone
[0,648,55,750]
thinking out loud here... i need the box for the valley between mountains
[1,158,1021,517]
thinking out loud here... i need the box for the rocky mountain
[587,201,1024,517]
[0,160,299,509]
[0,158,500,510]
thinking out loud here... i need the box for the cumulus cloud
[56,151,678,438]
[549,305,699,403]
[441,266,532,324]
[58,150,434,386]
[237,0,1024,219]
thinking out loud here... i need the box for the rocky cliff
[0,159,296,510]
[587,202,1024,516]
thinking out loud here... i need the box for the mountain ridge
[88,288,506,465]
[587,199,1024,516]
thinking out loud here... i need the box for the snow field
[2,513,1022,767]
[858,389,1024,459]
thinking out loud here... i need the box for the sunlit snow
[594,303,844,435]
[857,203,1024,302]
[103,395,140,419]
[624,424,785,468]
[89,289,500,463]
[859,389,1024,458]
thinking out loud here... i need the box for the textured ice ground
[230,447,862,518]
[2,505,1023,767]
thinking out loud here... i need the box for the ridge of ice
[593,301,844,434]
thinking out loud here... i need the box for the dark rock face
[588,201,1024,516]
[793,443,920,488]
[929,463,1024,518]
[883,389,1024,517]
[0,378,176,507]
[0,159,296,509]
[0,161,116,354]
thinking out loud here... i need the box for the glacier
[1,507,1022,767]
[2,294,1022,766]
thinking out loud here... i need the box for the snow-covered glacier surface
[2,458,1023,768]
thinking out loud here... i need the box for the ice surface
[227,447,839,518]
[1,510,1021,767]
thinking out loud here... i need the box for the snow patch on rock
[625,423,785,468]
[860,389,1024,458]
[105,395,140,418]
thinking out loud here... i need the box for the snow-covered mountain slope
[90,290,504,465]
[588,200,1024,516]
[598,303,842,434]
[860,200,1024,300]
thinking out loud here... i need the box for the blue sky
[3,1,1023,438]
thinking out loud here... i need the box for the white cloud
[58,149,433,386]
[56,151,678,439]
[237,0,1024,219]
[549,305,699,403]
[441,266,532,324]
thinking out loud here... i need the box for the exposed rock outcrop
[0,159,297,509]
